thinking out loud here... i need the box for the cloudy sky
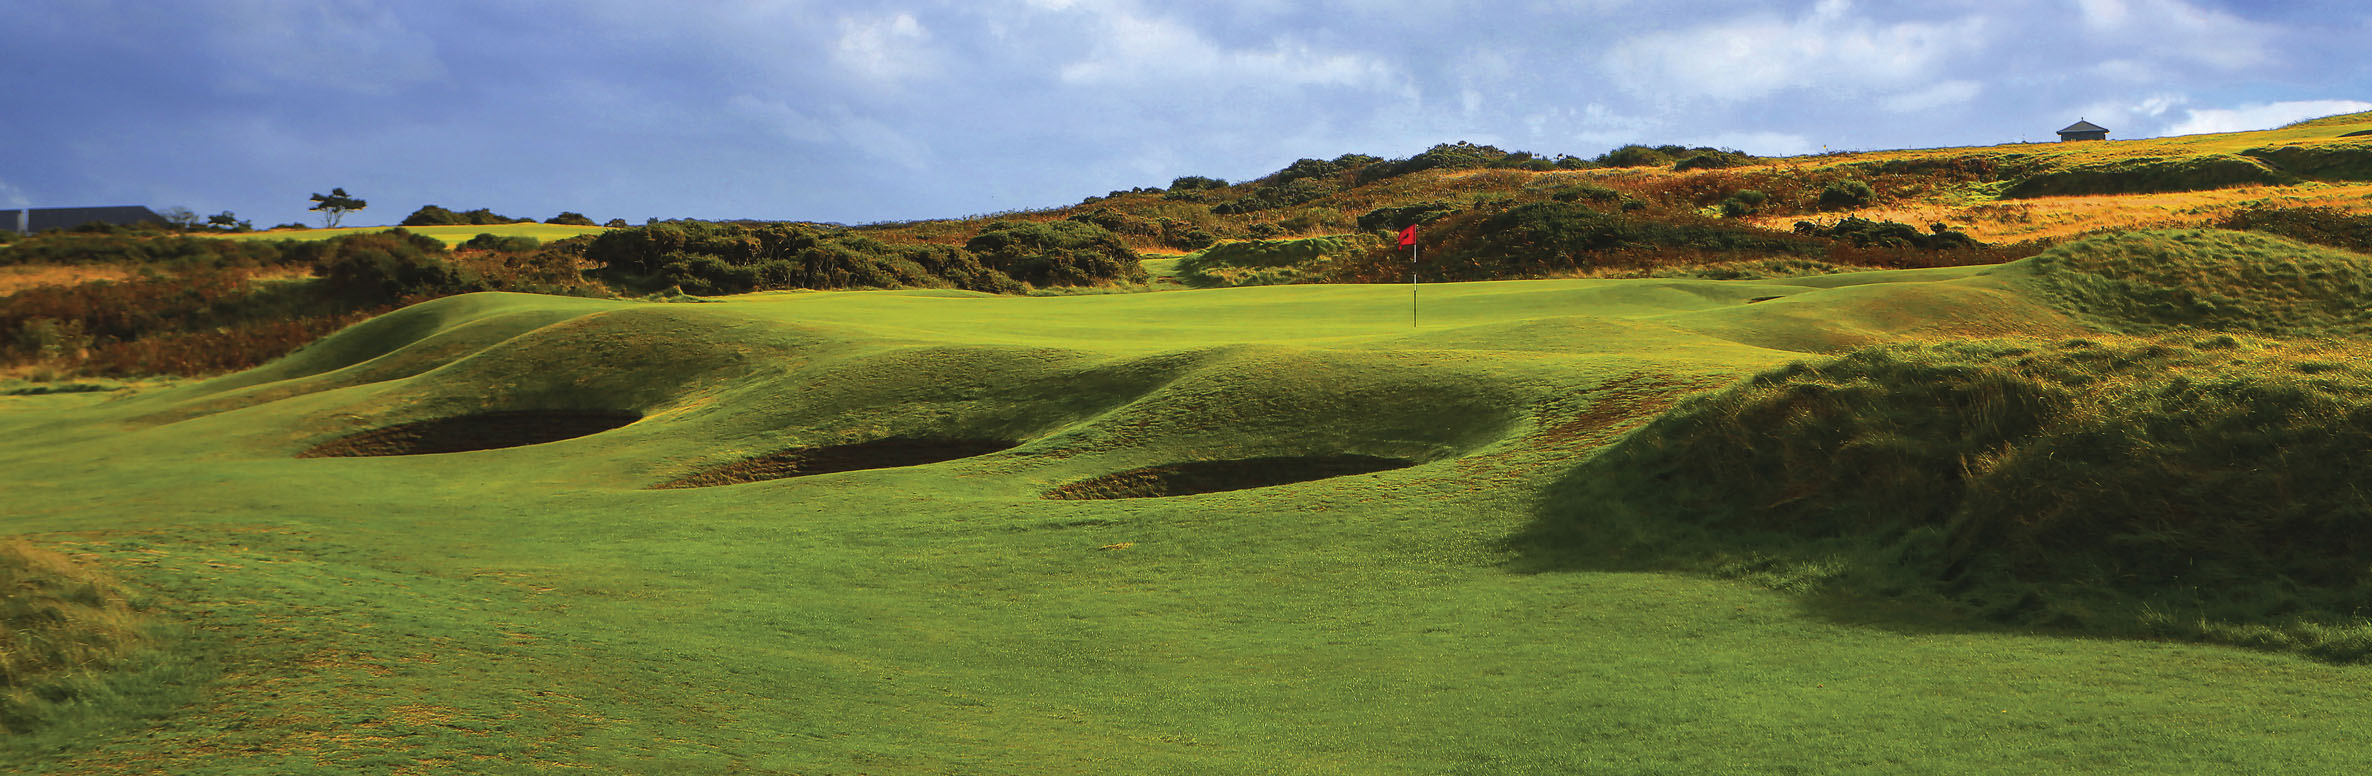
[3,0,2368,227]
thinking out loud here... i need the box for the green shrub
[457,233,540,253]
[1212,178,1334,215]
[1595,145,1674,168]
[965,220,1147,287]
[1718,190,1768,218]
[1792,217,1976,250]
[1168,175,1229,191]
[313,230,485,304]
[400,205,530,227]
[1355,202,1459,233]
[546,212,598,226]
[1817,179,1876,209]
[586,221,1025,295]
[1673,150,1753,171]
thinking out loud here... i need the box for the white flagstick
[1410,239,1418,328]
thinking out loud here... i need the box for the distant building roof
[2059,120,2110,134]
[10,206,166,233]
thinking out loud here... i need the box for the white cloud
[1601,0,1987,102]
[1055,10,1399,91]
[2069,0,2274,70]
[1882,80,1983,113]
[0,178,29,209]
[2061,93,2187,138]
[833,12,936,85]
[2164,100,2372,136]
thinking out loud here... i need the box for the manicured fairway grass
[9,250,2372,773]
[211,222,611,247]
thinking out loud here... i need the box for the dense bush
[1817,179,1877,210]
[1718,190,1769,218]
[1355,201,1460,232]
[401,205,531,227]
[965,220,1147,287]
[1168,175,1229,191]
[587,221,1029,295]
[547,212,598,226]
[603,218,630,228]
[1793,217,1977,250]
[458,233,541,253]
[1673,150,1754,171]
[0,233,299,269]
[1596,145,1678,168]
[1352,142,1561,183]
[1212,178,1334,215]
[1262,154,1381,186]
[313,230,486,305]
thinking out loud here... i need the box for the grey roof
[2058,120,2110,134]
[13,206,166,233]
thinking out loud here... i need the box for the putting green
[10,261,2371,773]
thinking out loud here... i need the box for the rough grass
[1,540,156,735]
[2022,229,2372,335]
[1524,334,2372,661]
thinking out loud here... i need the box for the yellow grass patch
[0,264,140,294]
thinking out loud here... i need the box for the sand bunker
[1045,455,1414,500]
[651,438,1018,489]
[298,410,641,457]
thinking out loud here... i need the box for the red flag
[1398,224,1416,247]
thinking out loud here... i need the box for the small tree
[159,207,203,230]
[309,187,367,228]
[207,211,253,232]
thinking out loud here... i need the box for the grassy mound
[297,410,642,457]
[652,438,1017,488]
[1045,455,1414,499]
[2022,229,2372,335]
[2001,154,2282,198]
[2242,143,2372,181]
[1528,335,2372,660]
[2,541,152,734]
[1177,235,1361,288]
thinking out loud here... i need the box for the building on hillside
[2057,120,2110,142]
[7,206,168,233]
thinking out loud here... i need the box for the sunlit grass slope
[10,233,2372,772]
[213,222,611,246]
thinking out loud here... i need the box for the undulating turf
[11,233,2372,772]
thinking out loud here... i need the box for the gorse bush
[546,212,598,226]
[1817,179,1876,210]
[587,221,1035,295]
[965,220,1147,287]
[457,233,541,253]
[0,233,299,269]
[400,205,531,227]
[1792,217,1977,250]
[312,230,487,305]
[1718,190,1769,218]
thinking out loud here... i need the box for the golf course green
[10,230,2372,773]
